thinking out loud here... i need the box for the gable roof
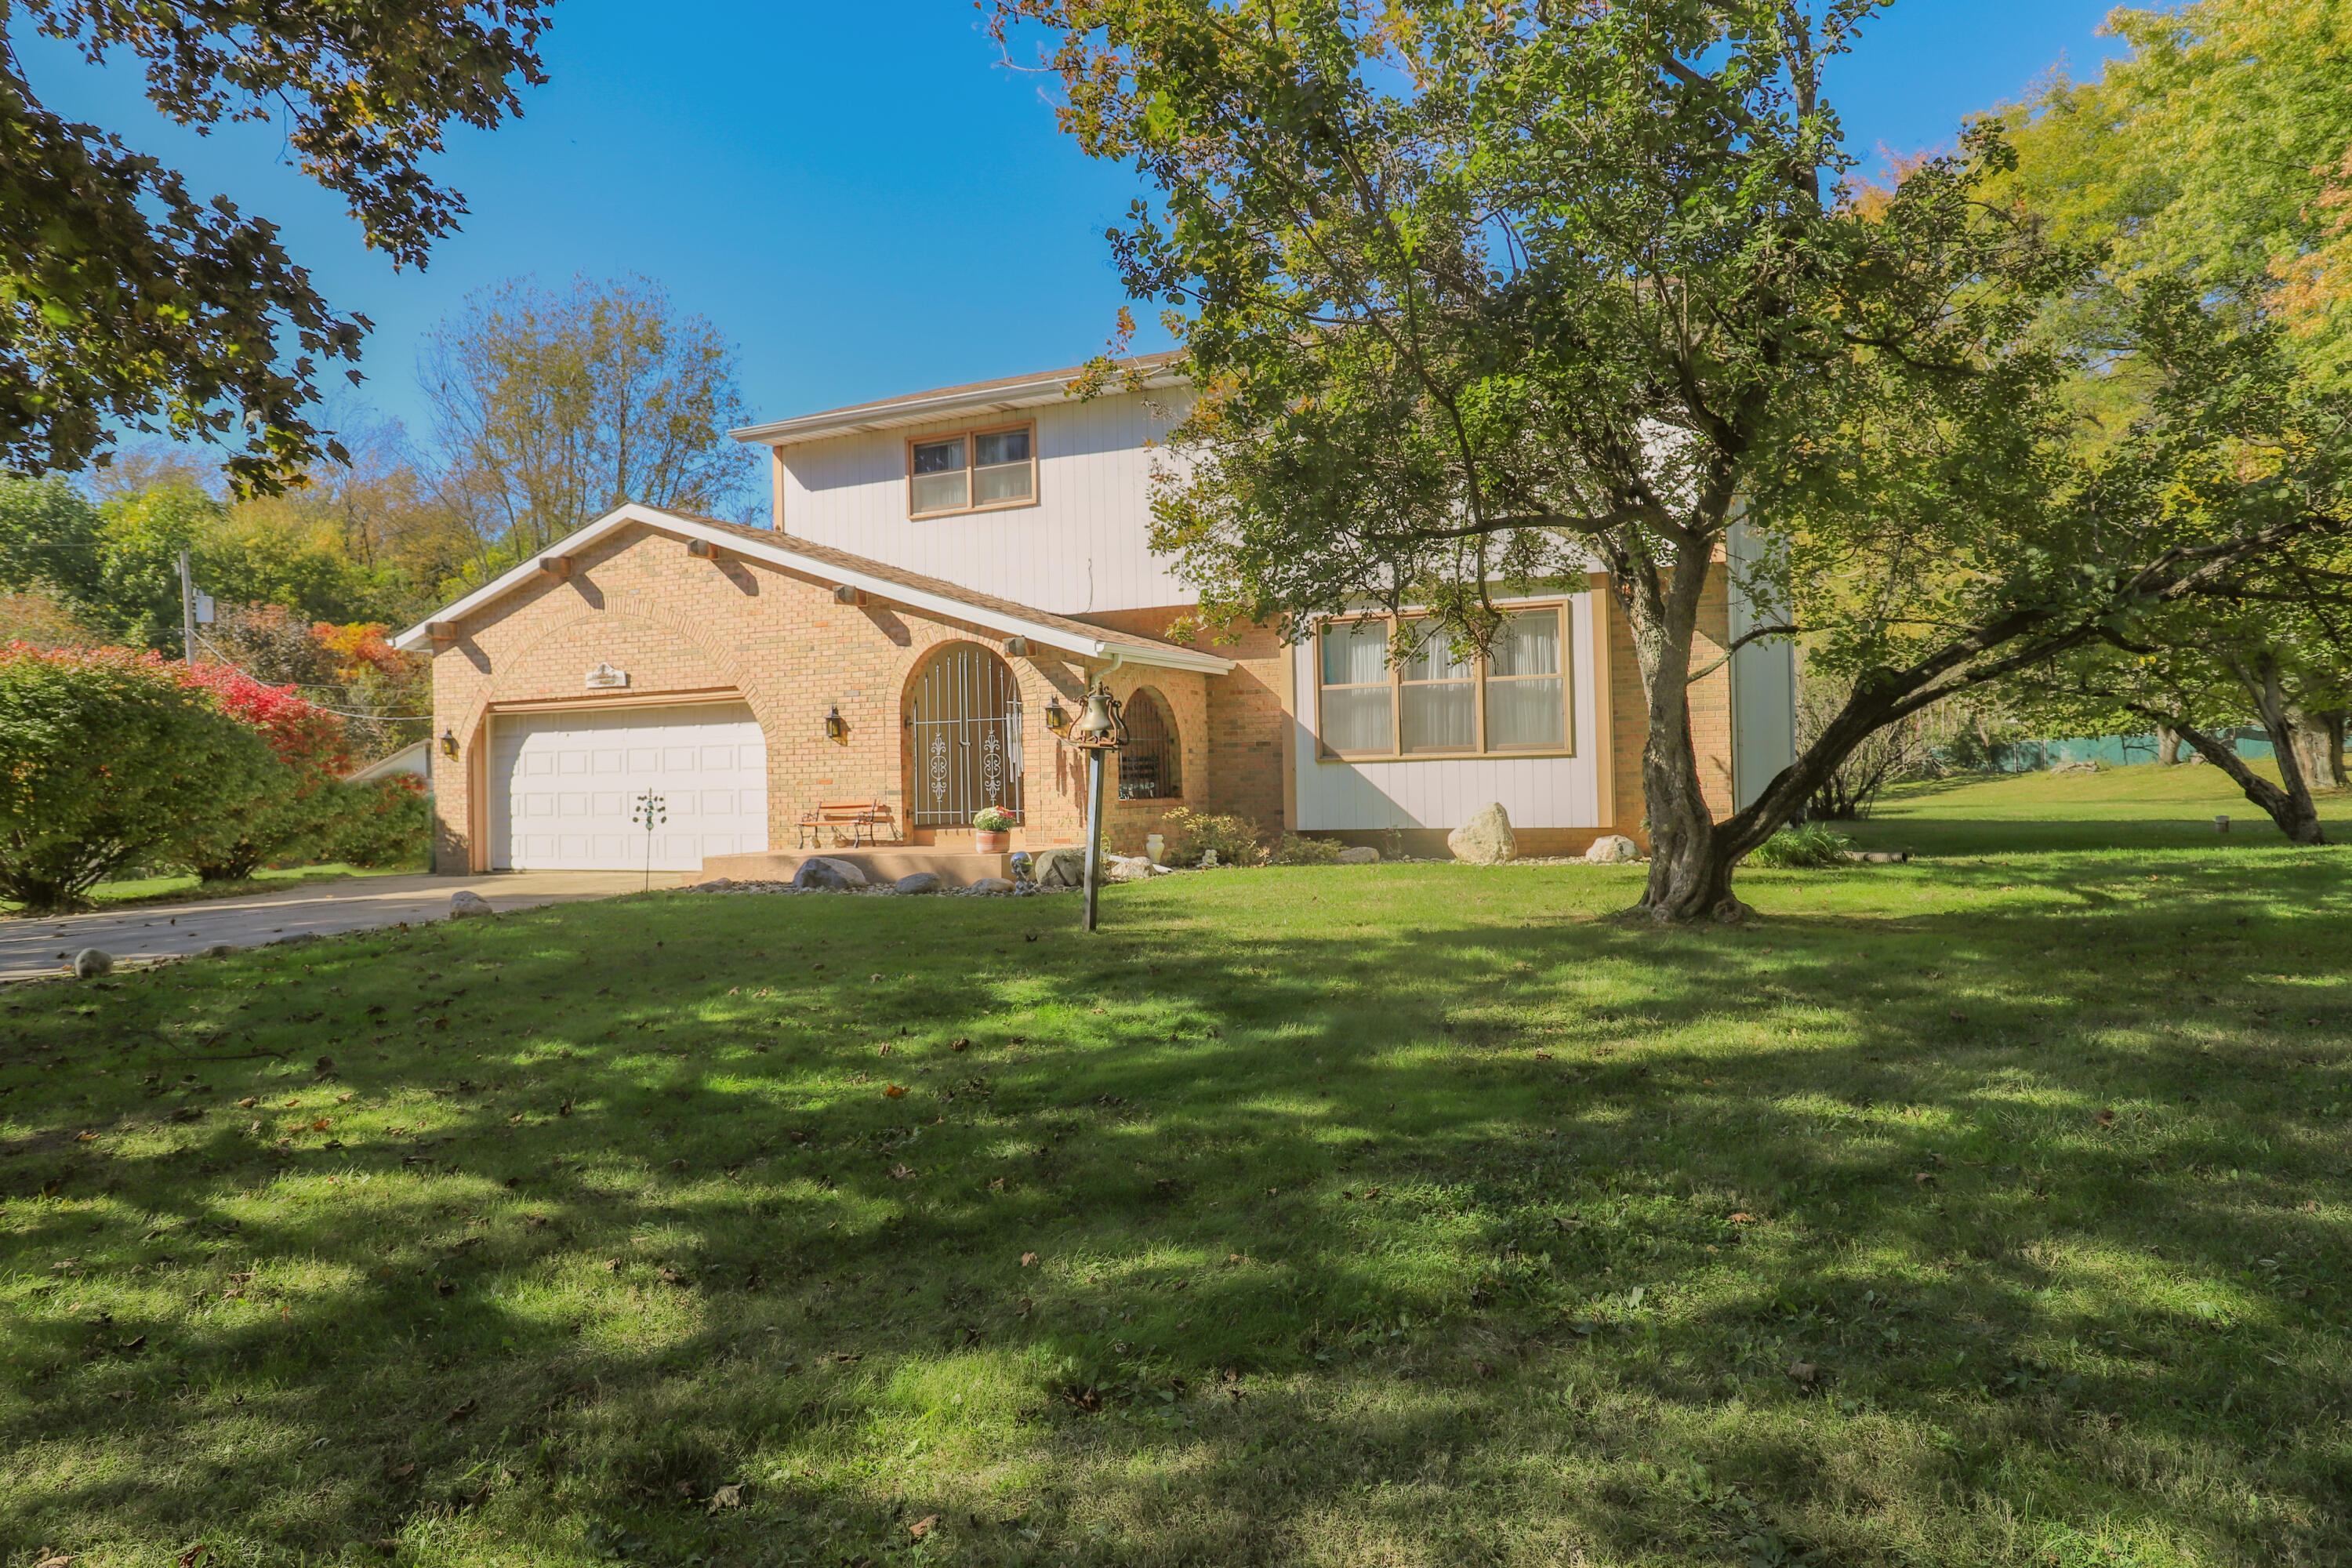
[730,351,1187,448]
[388,504,1234,675]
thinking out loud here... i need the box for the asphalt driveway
[1,871,653,982]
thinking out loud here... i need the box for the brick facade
[1077,608,1294,837]
[426,520,1207,871]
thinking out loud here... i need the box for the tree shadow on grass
[3,868,2349,1566]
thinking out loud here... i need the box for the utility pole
[178,550,197,666]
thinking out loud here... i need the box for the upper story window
[1314,605,1573,759]
[908,423,1036,517]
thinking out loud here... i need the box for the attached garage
[488,702,768,872]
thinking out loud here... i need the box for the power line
[192,633,432,720]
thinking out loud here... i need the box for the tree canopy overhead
[996,0,2352,920]
[0,0,553,492]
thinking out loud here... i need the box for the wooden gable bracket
[537,557,570,579]
[688,539,719,560]
[426,621,459,644]
[833,584,867,607]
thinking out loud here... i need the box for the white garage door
[490,703,768,872]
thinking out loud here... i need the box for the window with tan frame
[1314,605,1573,759]
[907,422,1036,517]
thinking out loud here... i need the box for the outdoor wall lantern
[1044,695,1070,736]
[440,728,459,759]
[823,705,848,743]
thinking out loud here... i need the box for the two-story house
[395,354,1795,878]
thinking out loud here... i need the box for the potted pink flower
[971,806,1014,855]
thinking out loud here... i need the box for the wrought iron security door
[906,646,1025,827]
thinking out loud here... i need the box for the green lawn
[4,824,2350,1565]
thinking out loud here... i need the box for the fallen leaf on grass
[1020,1251,1038,1267]
[888,1163,915,1181]
[601,1259,621,1272]
[708,1483,746,1512]
[434,1279,456,1298]
[883,1084,907,1100]
[1912,1172,1936,1186]
[1727,1212,1755,1225]
[2094,1109,2117,1128]
[34,1555,71,1568]
[235,1098,256,1109]
[310,1119,330,1133]
[445,1399,477,1421]
[385,1462,417,1480]
[909,1515,938,1540]
[949,1038,969,1052]
[659,1267,692,1287]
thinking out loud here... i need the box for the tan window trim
[1313,602,1578,761]
[906,419,1039,520]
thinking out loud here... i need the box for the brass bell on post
[1072,685,1127,748]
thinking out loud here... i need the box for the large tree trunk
[2156,726,2182,766]
[1621,539,1749,923]
[2181,655,2327,843]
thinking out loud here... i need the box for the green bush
[1269,833,1345,866]
[1746,823,1854,869]
[1163,808,1265,868]
[0,644,278,910]
[314,776,432,868]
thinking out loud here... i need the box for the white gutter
[731,365,1190,448]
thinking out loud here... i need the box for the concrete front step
[699,848,1014,889]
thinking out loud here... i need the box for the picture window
[1315,605,1573,759]
[908,423,1035,517]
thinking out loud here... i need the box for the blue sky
[20,1,2127,456]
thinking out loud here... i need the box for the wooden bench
[797,800,898,848]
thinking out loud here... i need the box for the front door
[906,645,1024,828]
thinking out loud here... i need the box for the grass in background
[2,837,2349,1566]
[1849,760,2352,857]
[1,863,422,918]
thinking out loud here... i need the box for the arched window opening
[906,644,1025,826]
[1119,687,1182,800]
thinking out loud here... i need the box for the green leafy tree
[998,0,2349,921]
[2006,576,2352,843]
[423,274,755,575]
[0,644,277,910]
[1,0,553,492]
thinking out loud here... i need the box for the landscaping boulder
[448,890,495,919]
[1108,855,1156,883]
[1584,834,1640,865]
[793,857,867,891]
[895,872,943,895]
[1335,845,1380,866]
[970,877,1016,895]
[1036,846,1092,889]
[1447,803,1518,865]
[71,948,113,979]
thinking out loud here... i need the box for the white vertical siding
[1291,592,1605,830]
[774,387,1197,615]
[1727,522,1797,810]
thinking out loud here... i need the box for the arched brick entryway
[902,641,1025,828]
